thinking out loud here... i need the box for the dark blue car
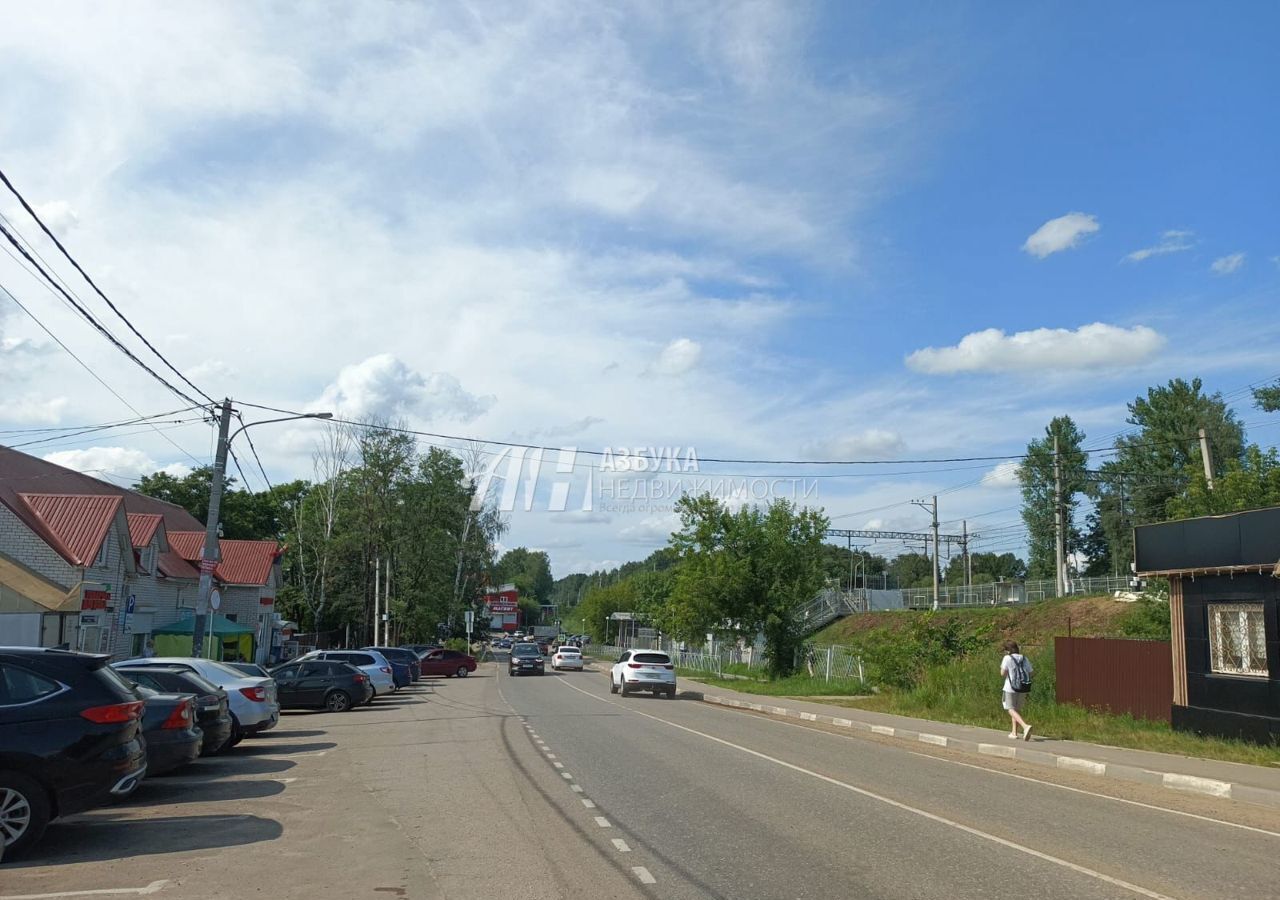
[361,647,414,687]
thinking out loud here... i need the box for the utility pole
[962,520,971,590]
[913,496,940,609]
[374,555,380,646]
[384,557,391,646]
[1053,434,1066,598]
[192,399,232,658]
[1198,428,1215,491]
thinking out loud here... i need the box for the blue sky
[0,2,1276,573]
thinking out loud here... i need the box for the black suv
[270,660,373,712]
[0,648,148,857]
[508,642,545,676]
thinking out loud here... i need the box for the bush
[1116,597,1171,640]
[444,638,471,652]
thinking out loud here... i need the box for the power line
[0,218,206,410]
[0,167,215,406]
[5,415,207,450]
[0,279,207,466]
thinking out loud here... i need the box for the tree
[888,552,933,589]
[494,548,554,606]
[1113,377,1245,525]
[1253,380,1280,413]
[944,552,1025,585]
[667,494,828,677]
[1018,416,1089,581]
[289,427,352,631]
[1167,445,1280,519]
[133,466,303,540]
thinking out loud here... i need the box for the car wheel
[666,687,677,699]
[325,690,352,713]
[225,714,244,749]
[619,679,630,696]
[609,675,619,694]
[0,770,51,857]
[456,666,469,678]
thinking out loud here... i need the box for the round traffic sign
[210,589,222,611]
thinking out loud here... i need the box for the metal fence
[899,575,1145,609]
[1055,635,1173,723]
[590,638,864,686]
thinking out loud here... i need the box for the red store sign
[81,590,111,611]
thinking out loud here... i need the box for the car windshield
[512,645,541,657]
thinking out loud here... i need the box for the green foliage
[1167,445,1280,519]
[668,494,830,677]
[944,552,1026,585]
[1253,380,1280,413]
[847,613,992,689]
[444,638,471,652]
[1116,597,1172,640]
[494,547,554,605]
[1019,415,1089,580]
[888,552,933,589]
[134,466,308,540]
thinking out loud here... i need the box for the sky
[1,1,1277,577]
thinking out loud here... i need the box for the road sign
[126,594,137,615]
[199,558,218,574]
[210,589,222,611]
[464,610,474,633]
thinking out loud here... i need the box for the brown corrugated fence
[1054,636,1173,723]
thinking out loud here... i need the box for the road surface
[5,659,1278,900]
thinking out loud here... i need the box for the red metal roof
[126,513,163,549]
[19,493,123,567]
[214,540,282,586]
[167,530,206,563]
[156,549,200,580]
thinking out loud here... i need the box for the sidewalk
[679,680,1280,810]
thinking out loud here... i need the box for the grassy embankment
[682,597,1280,767]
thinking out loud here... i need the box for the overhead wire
[0,167,215,406]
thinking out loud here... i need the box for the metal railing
[899,575,1144,609]
[590,638,864,686]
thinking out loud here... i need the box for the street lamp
[191,401,333,657]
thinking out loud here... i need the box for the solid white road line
[612,839,632,852]
[594,816,612,828]
[1,882,170,899]
[632,867,657,884]
[556,678,1177,900]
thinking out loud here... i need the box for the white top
[1000,653,1032,692]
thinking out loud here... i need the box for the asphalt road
[5,658,1279,900]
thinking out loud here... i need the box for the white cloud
[1021,212,1100,258]
[549,511,613,526]
[981,460,1021,489]
[1211,252,1245,275]
[31,200,80,236]
[906,323,1165,374]
[315,354,493,421]
[650,338,703,377]
[617,513,681,545]
[0,396,69,425]
[802,430,905,460]
[43,446,168,479]
[1124,229,1194,263]
[187,359,232,380]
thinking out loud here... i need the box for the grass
[678,670,869,697]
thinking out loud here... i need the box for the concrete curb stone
[692,692,1280,811]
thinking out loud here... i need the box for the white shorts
[1002,690,1027,712]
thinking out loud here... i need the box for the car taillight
[663,664,674,670]
[239,686,267,702]
[628,663,642,669]
[380,667,392,674]
[162,700,194,729]
[81,700,144,724]
[354,674,368,683]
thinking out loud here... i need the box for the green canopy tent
[151,614,256,661]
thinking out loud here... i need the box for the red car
[419,648,477,678]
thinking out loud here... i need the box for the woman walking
[1000,640,1033,740]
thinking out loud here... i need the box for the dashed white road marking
[582,799,596,808]
[632,867,657,885]
[594,816,612,828]
[570,784,584,793]
[545,753,556,759]
[553,761,565,769]
[1,882,170,899]
[555,678,1179,900]
[612,838,632,852]
[561,772,574,779]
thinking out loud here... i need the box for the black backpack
[1008,654,1032,693]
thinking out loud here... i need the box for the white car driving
[551,646,584,671]
[610,649,676,698]
[115,656,279,745]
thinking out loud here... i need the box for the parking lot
[3,660,646,900]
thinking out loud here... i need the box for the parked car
[361,646,420,685]
[114,657,279,746]
[400,644,441,658]
[507,642,544,676]
[270,660,372,712]
[0,647,148,857]
[132,685,203,775]
[419,648,477,678]
[226,662,271,679]
[296,650,396,699]
[115,666,232,756]
[551,646,584,671]
[610,649,676,698]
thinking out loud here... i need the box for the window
[1208,603,1269,677]
[0,664,62,705]
[300,663,327,677]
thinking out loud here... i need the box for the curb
[684,691,1280,811]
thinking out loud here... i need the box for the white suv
[610,649,676,698]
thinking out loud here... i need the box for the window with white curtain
[1208,603,1269,677]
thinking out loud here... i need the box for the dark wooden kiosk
[1134,506,1280,743]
